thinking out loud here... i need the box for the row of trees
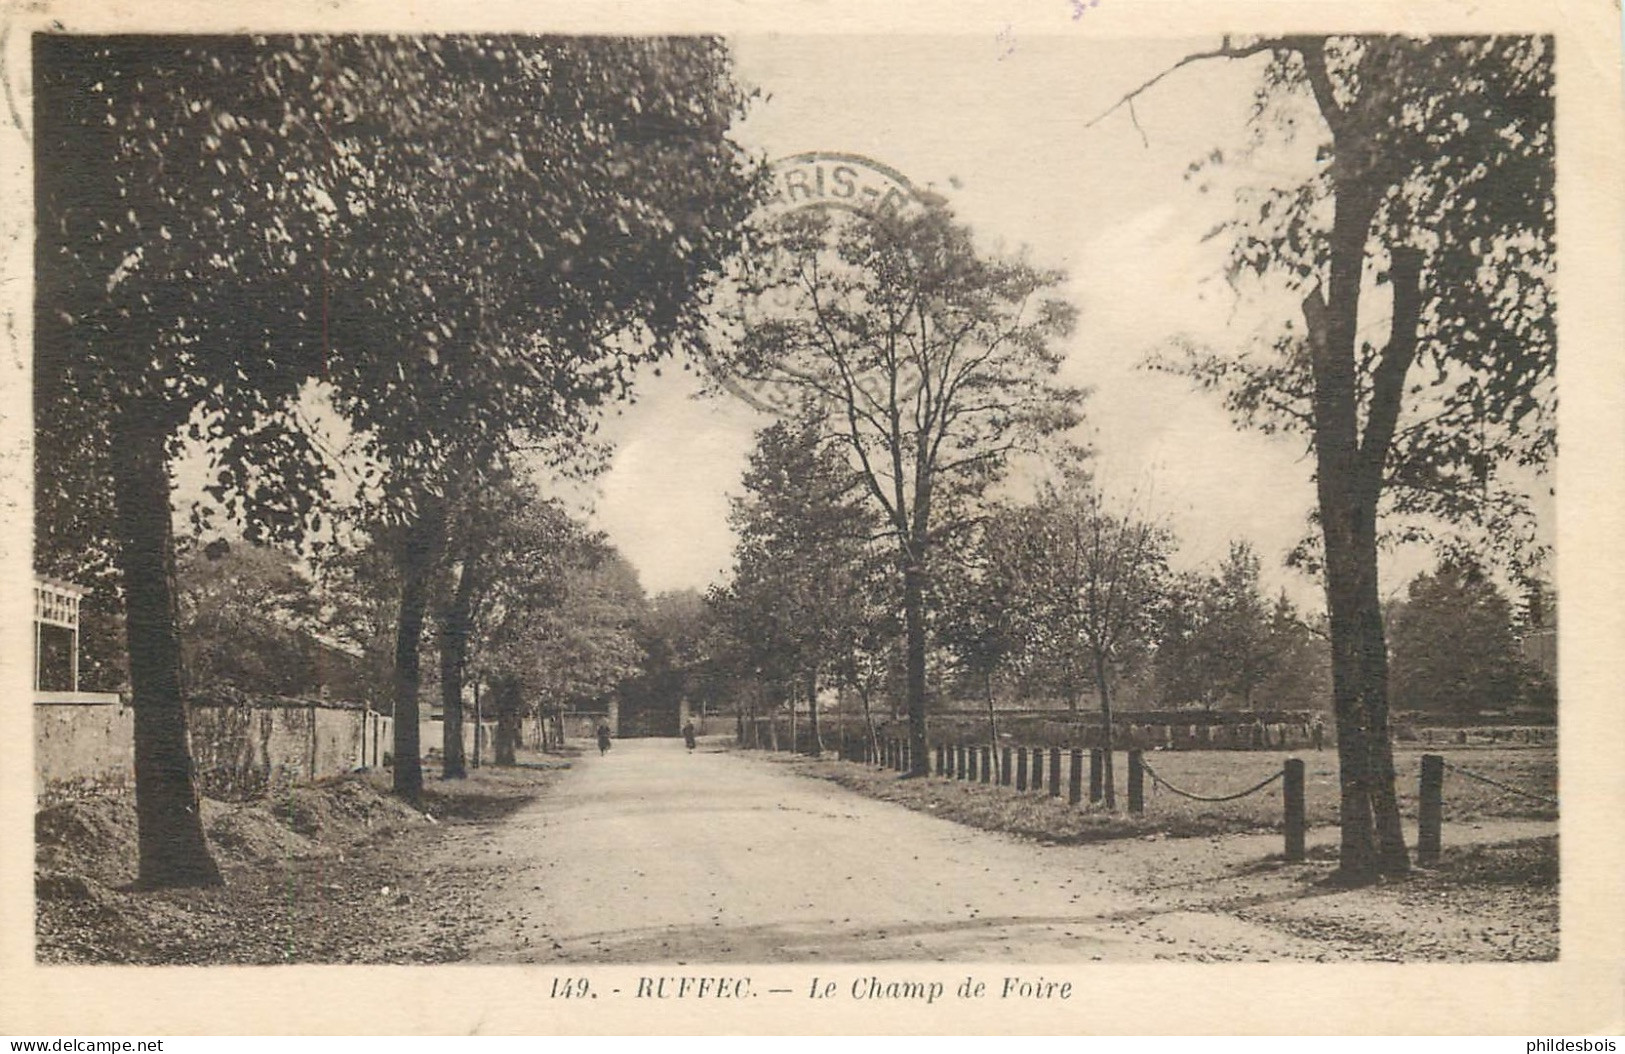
[709,407,1553,785]
[698,34,1554,883]
[34,35,767,886]
[172,498,694,759]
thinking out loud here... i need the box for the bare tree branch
[1083,35,1284,137]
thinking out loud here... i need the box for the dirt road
[446,739,1555,963]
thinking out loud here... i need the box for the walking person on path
[683,720,698,753]
[597,721,612,756]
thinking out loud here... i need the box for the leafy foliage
[720,412,880,700]
[176,541,328,698]
[1163,35,1555,573]
[492,546,648,714]
[722,203,1086,545]
[1153,543,1279,709]
[993,481,1174,711]
[1389,561,1526,718]
[313,36,768,516]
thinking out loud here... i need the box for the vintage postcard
[1,0,1621,1037]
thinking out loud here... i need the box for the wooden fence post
[980,747,991,784]
[1001,747,1013,787]
[1284,757,1305,862]
[1068,749,1083,805]
[1049,747,1062,798]
[954,744,964,780]
[1418,753,1445,866]
[935,744,944,776]
[1016,748,1029,792]
[1128,750,1144,814]
[1089,749,1103,803]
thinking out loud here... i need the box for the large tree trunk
[902,549,930,777]
[437,557,478,780]
[391,501,444,804]
[1093,650,1117,810]
[1293,44,1421,879]
[1324,564,1378,876]
[110,412,223,889]
[1319,509,1410,878]
[1303,177,1410,879]
[491,677,521,766]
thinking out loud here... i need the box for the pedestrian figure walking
[1310,715,1324,752]
[596,722,612,756]
[683,720,697,753]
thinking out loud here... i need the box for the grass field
[771,744,1556,845]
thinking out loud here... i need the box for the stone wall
[34,695,132,796]
[189,703,376,801]
[38,698,506,802]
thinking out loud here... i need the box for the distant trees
[176,541,323,699]
[719,202,1085,774]
[1389,561,1525,719]
[1155,543,1284,710]
[935,505,1032,770]
[619,590,716,734]
[994,482,1173,807]
[507,549,648,729]
[430,468,582,777]
[1255,592,1334,713]
[426,501,648,761]
[715,412,879,753]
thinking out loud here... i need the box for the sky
[581,33,1529,610]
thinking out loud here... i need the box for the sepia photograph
[4,0,1622,1037]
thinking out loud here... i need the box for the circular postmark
[704,152,926,416]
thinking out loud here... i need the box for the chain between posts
[1441,758,1559,807]
[1139,757,1285,803]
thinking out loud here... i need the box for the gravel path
[449,739,1555,963]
